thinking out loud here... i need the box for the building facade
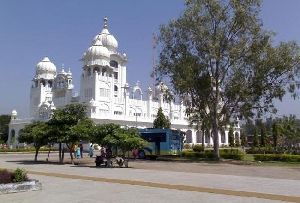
[8,17,240,147]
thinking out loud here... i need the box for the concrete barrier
[0,179,42,194]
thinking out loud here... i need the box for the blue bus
[138,128,184,155]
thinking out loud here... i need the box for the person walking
[79,143,83,158]
[75,145,80,159]
[89,143,94,158]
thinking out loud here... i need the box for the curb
[0,179,42,194]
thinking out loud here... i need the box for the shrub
[182,150,205,158]
[219,148,245,160]
[13,168,28,183]
[0,169,12,184]
[253,154,300,162]
[182,148,245,160]
[192,144,204,152]
[246,147,287,155]
[183,143,192,150]
[0,147,56,153]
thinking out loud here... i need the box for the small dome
[92,17,118,51]
[11,109,17,116]
[36,57,57,80]
[82,39,110,66]
[85,39,110,60]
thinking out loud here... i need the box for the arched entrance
[185,130,192,143]
[10,129,15,144]
[196,130,202,144]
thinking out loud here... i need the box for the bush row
[0,168,28,184]
[253,154,300,162]
[0,147,55,153]
[182,148,245,160]
[246,147,300,155]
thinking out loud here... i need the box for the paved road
[0,153,300,203]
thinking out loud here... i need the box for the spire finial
[103,16,108,28]
[68,67,71,73]
[61,64,65,72]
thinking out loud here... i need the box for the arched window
[133,89,142,100]
[235,132,240,144]
[110,60,118,68]
[39,108,49,120]
[94,67,100,73]
[99,83,110,97]
[185,130,192,143]
[221,131,226,143]
[114,85,118,92]
[99,104,109,114]
[113,72,118,80]
[102,68,107,76]
[196,130,202,143]
[41,79,46,86]
[205,130,210,144]
[10,129,15,144]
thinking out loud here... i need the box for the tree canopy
[156,0,300,159]
[153,107,171,129]
[48,103,89,163]
[0,115,10,143]
[18,121,49,161]
[94,124,147,156]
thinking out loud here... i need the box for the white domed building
[8,17,240,148]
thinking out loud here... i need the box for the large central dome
[92,17,118,51]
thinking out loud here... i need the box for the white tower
[52,65,74,108]
[80,17,127,117]
[30,57,56,119]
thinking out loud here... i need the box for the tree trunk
[59,142,62,163]
[34,147,40,162]
[202,129,205,148]
[62,144,65,163]
[67,144,74,164]
[47,147,51,162]
[212,108,220,160]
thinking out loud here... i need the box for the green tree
[235,132,240,147]
[67,118,94,163]
[48,103,88,163]
[228,126,234,147]
[253,128,259,147]
[240,131,247,147]
[260,123,266,147]
[91,123,120,146]
[0,115,10,143]
[272,122,279,148]
[111,128,147,156]
[277,115,300,151]
[153,107,171,129]
[156,0,300,159]
[93,124,147,157]
[18,121,49,161]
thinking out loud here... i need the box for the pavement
[0,153,300,203]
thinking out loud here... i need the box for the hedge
[246,147,300,155]
[192,144,204,152]
[253,154,300,162]
[0,147,56,153]
[182,148,245,160]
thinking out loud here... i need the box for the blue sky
[0,0,299,118]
